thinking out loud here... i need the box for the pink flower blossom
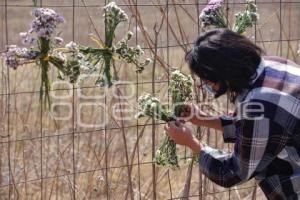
[30,8,65,40]
[202,0,223,13]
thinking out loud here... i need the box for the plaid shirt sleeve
[199,103,290,188]
[220,115,237,143]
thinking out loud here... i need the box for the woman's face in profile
[195,78,220,94]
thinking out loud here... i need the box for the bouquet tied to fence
[137,70,193,170]
[2,8,84,107]
[3,3,152,107]
[200,0,259,35]
[78,2,152,87]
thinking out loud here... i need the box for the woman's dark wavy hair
[185,28,264,102]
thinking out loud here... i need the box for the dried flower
[169,70,193,106]
[3,45,39,69]
[80,2,151,87]
[30,8,65,40]
[199,0,227,29]
[136,94,171,122]
[3,8,69,108]
[200,0,259,35]
[20,32,29,42]
[155,137,179,170]
[114,33,151,73]
[66,41,79,52]
[144,58,152,65]
[27,8,66,106]
[126,31,134,40]
[155,70,193,170]
[54,37,64,46]
[137,71,193,170]
[20,32,37,46]
[233,0,259,34]
[103,2,128,24]
[203,0,223,12]
[51,41,88,84]
[137,95,178,169]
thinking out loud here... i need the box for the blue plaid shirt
[198,56,300,199]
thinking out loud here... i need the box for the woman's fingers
[165,122,194,147]
[166,121,181,132]
[175,120,182,127]
[180,104,192,118]
[179,120,185,124]
[183,105,191,115]
[164,123,170,132]
[186,105,191,112]
[168,121,177,129]
[165,121,179,129]
[179,104,198,122]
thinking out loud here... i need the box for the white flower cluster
[58,41,96,83]
[65,41,80,52]
[169,70,193,118]
[103,2,128,24]
[54,37,64,45]
[114,31,152,72]
[233,0,259,34]
[68,42,95,72]
[138,71,193,170]
[53,41,80,62]
[115,38,143,57]
[2,45,38,69]
[137,93,170,121]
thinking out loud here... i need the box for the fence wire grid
[1,0,300,199]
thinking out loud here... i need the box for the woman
[164,29,300,199]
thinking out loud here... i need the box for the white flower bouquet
[137,70,193,169]
[79,2,152,87]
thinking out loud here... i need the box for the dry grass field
[0,0,299,199]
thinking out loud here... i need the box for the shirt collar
[251,58,265,84]
[235,58,265,104]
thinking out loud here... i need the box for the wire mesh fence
[0,0,300,199]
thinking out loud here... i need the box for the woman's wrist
[190,111,210,125]
[192,116,223,131]
[188,137,202,154]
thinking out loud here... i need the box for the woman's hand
[179,104,224,131]
[164,121,202,154]
[180,103,208,124]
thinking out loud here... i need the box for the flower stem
[39,38,51,108]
